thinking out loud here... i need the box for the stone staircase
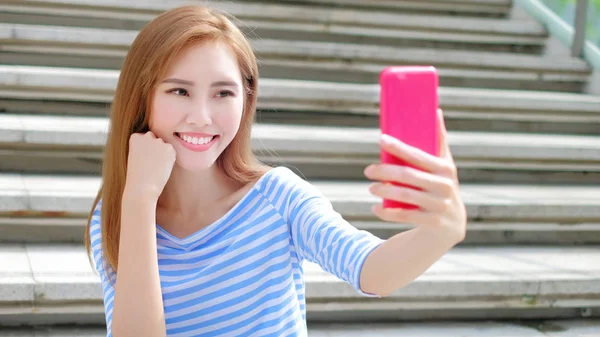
[1,0,600,335]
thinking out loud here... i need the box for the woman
[85,5,467,337]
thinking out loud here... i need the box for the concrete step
[313,320,600,336]
[3,215,600,246]
[1,66,599,135]
[238,0,515,17]
[0,25,584,92]
[1,113,599,184]
[252,39,589,92]
[1,173,599,222]
[2,320,600,337]
[0,4,546,54]
[0,1,539,36]
[0,243,598,325]
[0,0,515,31]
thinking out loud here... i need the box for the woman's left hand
[364,109,467,242]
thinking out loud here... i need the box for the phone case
[379,66,440,209]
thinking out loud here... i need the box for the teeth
[180,134,213,145]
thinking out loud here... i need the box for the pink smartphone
[379,66,440,209]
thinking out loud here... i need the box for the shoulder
[257,166,298,184]
[255,166,317,197]
[88,200,104,260]
[89,199,103,232]
[255,166,326,214]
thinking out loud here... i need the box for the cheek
[149,95,179,134]
[225,98,244,131]
[213,98,243,130]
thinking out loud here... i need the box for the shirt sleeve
[280,169,385,297]
[89,200,116,337]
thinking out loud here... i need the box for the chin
[169,134,226,172]
[174,156,219,172]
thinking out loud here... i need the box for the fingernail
[381,134,394,145]
[368,182,378,193]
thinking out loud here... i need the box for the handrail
[572,0,589,57]
[515,0,600,70]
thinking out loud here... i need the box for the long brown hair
[84,5,271,273]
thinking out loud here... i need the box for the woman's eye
[216,90,234,98]
[169,88,188,96]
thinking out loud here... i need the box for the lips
[174,132,217,137]
[174,132,219,152]
[175,133,215,145]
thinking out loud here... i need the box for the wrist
[417,226,464,247]
[122,186,160,207]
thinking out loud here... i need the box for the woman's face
[149,40,244,172]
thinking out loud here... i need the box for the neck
[157,163,239,218]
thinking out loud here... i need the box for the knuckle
[397,210,410,221]
[397,187,411,200]
[395,166,409,182]
[438,198,452,212]
[446,163,458,177]
[383,209,401,222]
[129,133,139,144]
[375,207,388,220]
[440,179,455,197]
[380,211,394,223]
[430,216,443,227]
[406,147,420,161]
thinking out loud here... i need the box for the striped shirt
[89,166,385,336]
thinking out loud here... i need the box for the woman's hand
[364,109,467,243]
[124,131,177,202]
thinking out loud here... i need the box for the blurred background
[542,0,600,46]
[0,0,599,336]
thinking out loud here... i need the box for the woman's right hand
[124,131,176,201]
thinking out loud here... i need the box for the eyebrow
[161,78,240,88]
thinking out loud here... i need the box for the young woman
[85,5,467,337]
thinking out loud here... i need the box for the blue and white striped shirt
[89,166,384,336]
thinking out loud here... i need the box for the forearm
[360,226,462,297]
[111,194,166,337]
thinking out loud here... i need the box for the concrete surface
[1,173,600,221]
[0,244,598,324]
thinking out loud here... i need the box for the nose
[184,99,212,127]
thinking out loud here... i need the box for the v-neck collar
[155,167,278,249]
